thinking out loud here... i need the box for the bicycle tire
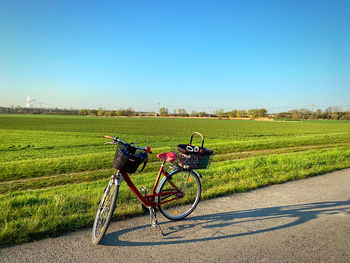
[157,169,201,220]
[92,177,119,244]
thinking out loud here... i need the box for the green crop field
[1,114,350,246]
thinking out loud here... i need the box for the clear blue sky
[0,0,349,113]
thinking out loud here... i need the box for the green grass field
[1,114,350,246]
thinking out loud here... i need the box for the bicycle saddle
[156,152,177,163]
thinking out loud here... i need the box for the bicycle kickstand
[149,207,165,236]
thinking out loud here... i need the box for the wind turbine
[26,95,36,108]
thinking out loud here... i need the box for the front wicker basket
[113,142,147,173]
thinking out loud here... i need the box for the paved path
[1,169,350,263]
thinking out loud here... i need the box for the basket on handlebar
[177,132,213,169]
[113,141,148,173]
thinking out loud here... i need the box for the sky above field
[0,0,349,113]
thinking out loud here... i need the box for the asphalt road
[1,169,350,263]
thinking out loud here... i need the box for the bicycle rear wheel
[92,176,119,244]
[157,169,201,220]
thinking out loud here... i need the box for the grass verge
[2,143,350,194]
[1,147,350,247]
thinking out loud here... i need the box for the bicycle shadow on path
[101,200,350,247]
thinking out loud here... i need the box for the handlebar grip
[104,135,114,140]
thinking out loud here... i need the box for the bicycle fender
[168,169,202,178]
[191,170,202,178]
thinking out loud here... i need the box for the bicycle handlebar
[103,135,152,154]
[103,135,114,140]
[103,135,126,144]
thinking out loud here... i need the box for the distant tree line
[159,108,203,117]
[212,108,267,119]
[78,107,137,117]
[1,106,349,120]
[276,107,350,120]
[0,106,79,115]
[0,106,155,117]
[158,107,267,118]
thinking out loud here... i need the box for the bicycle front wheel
[157,169,201,220]
[92,176,119,244]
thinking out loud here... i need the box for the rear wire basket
[176,132,213,170]
[178,152,213,169]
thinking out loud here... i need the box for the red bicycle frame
[120,161,183,208]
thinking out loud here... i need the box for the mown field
[1,114,350,246]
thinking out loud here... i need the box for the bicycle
[92,133,212,244]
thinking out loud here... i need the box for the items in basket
[177,132,213,169]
